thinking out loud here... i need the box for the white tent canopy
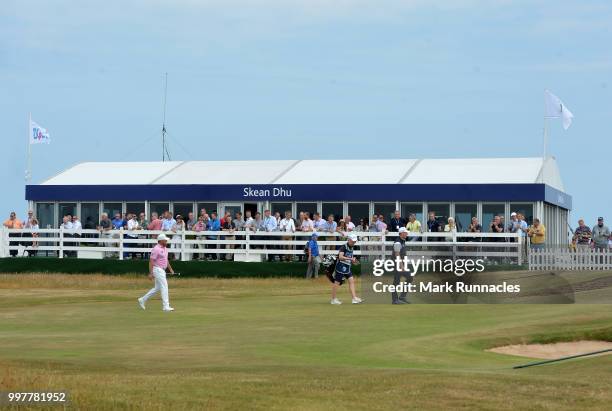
[40,157,565,192]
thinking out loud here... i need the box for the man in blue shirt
[322,214,337,233]
[262,210,278,261]
[262,209,277,232]
[306,232,320,279]
[322,214,338,251]
[205,212,221,261]
[161,211,176,231]
[112,213,125,229]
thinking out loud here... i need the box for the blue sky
[2,0,611,227]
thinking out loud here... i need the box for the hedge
[0,257,363,278]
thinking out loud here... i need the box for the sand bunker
[488,341,612,359]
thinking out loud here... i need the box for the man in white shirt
[244,210,255,231]
[300,212,314,232]
[60,215,74,257]
[24,210,35,229]
[72,215,83,232]
[344,215,355,232]
[279,211,296,262]
[126,213,140,259]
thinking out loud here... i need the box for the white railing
[0,227,523,263]
[529,247,612,271]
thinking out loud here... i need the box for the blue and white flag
[30,120,51,144]
[544,90,574,130]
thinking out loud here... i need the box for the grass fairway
[1,274,611,410]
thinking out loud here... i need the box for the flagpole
[542,90,548,161]
[26,112,32,183]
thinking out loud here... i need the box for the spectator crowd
[3,209,611,262]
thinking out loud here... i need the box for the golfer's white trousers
[142,266,170,309]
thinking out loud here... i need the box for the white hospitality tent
[27,157,571,244]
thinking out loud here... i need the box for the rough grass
[1,274,611,410]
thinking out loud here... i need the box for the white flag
[30,120,51,144]
[544,90,574,130]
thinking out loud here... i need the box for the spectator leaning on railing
[344,215,355,232]
[28,218,39,257]
[312,212,325,231]
[147,212,162,231]
[171,215,186,260]
[489,215,504,242]
[161,211,175,232]
[573,219,592,249]
[72,215,83,255]
[207,212,221,261]
[389,210,407,232]
[507,212,520,241]
[262,210,277,262]
[193,215,206,260]
[444,217,457,233]
[322,214,337,250]
[592,217,610,250]
[97,213,113,258]
[126,213,139,259]
[112,213,124,230]
[137,212,149,259]
[426,212,440,241]
[300,212,313,232]
[376,215,387,233]
[22,211,36,255]
[467,216,482,243]
[60,215,75,257]
[24,210,35,228]
[406,213,421,242]
[221,215,236,261]
[279,211,296,262]
[244,211,254,231]
[528,218,546,249]
[4,212,23,257]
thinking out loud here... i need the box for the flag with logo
[30,120,51,144]
[544,90,574,130]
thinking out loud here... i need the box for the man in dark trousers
[392,227,412,304]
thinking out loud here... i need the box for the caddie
[330,233,363,305]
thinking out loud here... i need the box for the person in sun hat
[138,233,175,312]
[330,233,363,305]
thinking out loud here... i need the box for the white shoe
[138,298,146,310]
[330,298,342,305]
[352,297,363,304]
[163,307,175,312]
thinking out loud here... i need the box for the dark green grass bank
[0,257,522,277]
[0,257,334,277]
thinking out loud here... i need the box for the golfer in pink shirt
[138,233,175,311]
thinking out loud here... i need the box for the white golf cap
[347,233,358,242]
[511,212,517,217]
[157,233,169,241]
[398,227,408,234]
